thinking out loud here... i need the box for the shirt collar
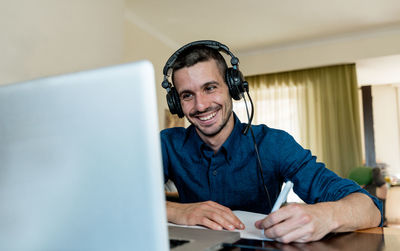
[182,125,202,149]
[181,112,247,163]
[179,125,205,162]
[220,113,247,164]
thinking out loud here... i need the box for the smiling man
[173,59,234,151]
[160,41,382,243]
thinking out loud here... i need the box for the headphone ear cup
[225,68,244,100]
[166,86,184,118]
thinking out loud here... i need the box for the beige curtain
[235,64,362,177]
[164,108,185,128]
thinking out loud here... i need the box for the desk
[386,186,400,224]
[219,227,400,251]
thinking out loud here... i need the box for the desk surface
[219,227,400,251]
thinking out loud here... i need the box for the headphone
[161,40,248,118]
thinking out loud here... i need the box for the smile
[198,111,217,121]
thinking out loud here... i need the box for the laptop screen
[0,61,169,251]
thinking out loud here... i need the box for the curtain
[234,64,362,177]
[164,108,185,128]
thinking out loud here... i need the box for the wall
[238,25,400,77]
[0,0,124,86]
[123,19,400,129]
[124,10,177,130]
[372,85,400,176]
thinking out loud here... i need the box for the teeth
[199,112,216,121]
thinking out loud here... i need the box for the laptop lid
[0,61,169,251]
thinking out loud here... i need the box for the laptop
[0,61,239,250]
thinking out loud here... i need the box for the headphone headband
[162,40,238,77]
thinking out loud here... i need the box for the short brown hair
[171,45,228,84]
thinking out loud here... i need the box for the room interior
[1,0,400,226]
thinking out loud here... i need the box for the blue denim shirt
[161,114,382,223]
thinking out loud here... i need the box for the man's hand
[255,203,335,243]
[167,201,245,231]
[255,193,381,243]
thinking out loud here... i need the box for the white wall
[124,10,177,130]
[372,85,400,177]
[0,0,124,86]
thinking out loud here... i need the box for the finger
[264,215,313,243]
[203,209,240,231]
[255,216,268,229]
[203,202,244,229]
[198,217,224,231]
[263,212,312,240]
[256,211,287,230]
[220,213,244,230]
[263,218,302,240]
[259,204,301,229]
[220,211,245,230]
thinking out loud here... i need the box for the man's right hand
[166,201,245,231]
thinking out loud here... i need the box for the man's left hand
[255,203,336,243]
[254,193,381,243]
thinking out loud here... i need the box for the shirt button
[213,170,217,176]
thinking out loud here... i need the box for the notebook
[0,61,239,250]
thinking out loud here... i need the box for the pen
[260,181,294,237]
[271,181,294,213]
[259,181,293,237]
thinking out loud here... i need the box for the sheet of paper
[168,210,273,241]
[233,210,273,241]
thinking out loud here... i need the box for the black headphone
[161,40,248,118]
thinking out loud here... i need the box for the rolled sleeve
[276,131,384,226]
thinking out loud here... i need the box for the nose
[194,93,210,112]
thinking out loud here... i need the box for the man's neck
[196,114,235,153]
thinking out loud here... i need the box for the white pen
[271,181,294,213]
[260,181,294,237]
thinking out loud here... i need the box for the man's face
[173,59,233,138]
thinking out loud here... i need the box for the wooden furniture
[219,227,400,250]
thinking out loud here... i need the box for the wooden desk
[219,227,400,251]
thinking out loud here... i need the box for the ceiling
[125,0,400,84]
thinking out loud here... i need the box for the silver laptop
[0,61,239,250]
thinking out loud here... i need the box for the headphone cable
[241,91,272,211]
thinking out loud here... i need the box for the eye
[205,85,217,92]
[181,93,193,101]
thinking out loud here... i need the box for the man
[160,41,382,243]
